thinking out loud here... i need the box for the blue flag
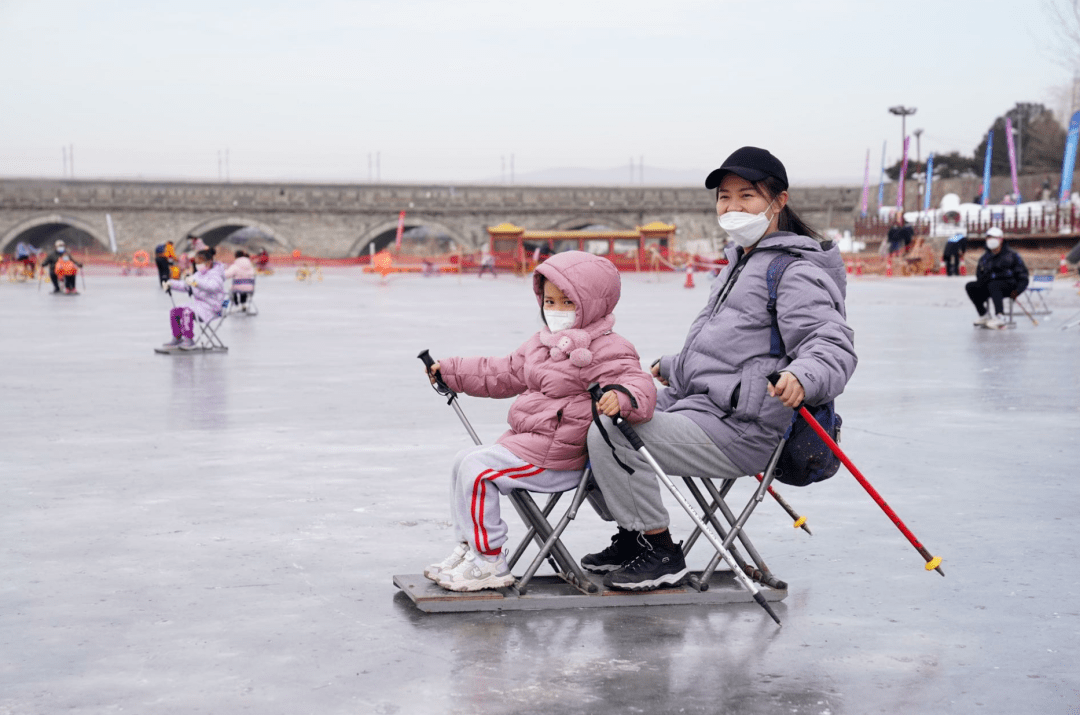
[981,131,993,207]
[923,153,934,212]
[1060,111,1080,202]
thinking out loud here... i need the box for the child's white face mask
[544,309,576,332]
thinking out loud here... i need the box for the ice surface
[2,267,1078,714]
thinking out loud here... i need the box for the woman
[583,146,858,591]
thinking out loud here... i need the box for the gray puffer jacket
[656,231,857,475]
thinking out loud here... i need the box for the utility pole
[913,128,923,164]
[640,155,644,185]
[888,105,917,210]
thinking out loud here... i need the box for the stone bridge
[0,179,860,257]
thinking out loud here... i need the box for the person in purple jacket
[160,247,227,351]
[583,146,858,591]
[423,250,657,592]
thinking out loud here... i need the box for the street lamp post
[889,105,917,210]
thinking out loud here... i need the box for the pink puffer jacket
[439,251,656,471]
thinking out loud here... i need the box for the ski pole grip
[588,383,645,451]
[767,372,781,386]
[418,349,452,393]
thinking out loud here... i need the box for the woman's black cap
[705,146,789,190]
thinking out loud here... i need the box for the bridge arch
[348,218,470,257]
[185,216,290,252]
[0,214,111,255]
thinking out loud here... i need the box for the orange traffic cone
[856,259,863,276]
[845,260,853,274]
[960,261,967,276]
[1061,253,1069,275]
[684,265,695,289]
[886,256,893,277]
[939,259,947,275]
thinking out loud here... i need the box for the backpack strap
[765,251,802,358]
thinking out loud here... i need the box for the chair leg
[514,471,599,594]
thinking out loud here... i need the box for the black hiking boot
[602,539,689,591]
[581,527,643,574]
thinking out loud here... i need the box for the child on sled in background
[161,247,226,350]
[224,250,256,311]
[423,250,657,592]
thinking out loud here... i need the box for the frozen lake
[2,265,1079,714]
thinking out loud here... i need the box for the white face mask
[544,309,576,332]
[718,202,775,248]
[985,238,1001,251]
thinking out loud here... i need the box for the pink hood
[440,251,655,470]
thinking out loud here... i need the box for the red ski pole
[754,473,812,535]
[769,374,944,576]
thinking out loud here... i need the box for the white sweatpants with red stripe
[450,444,583,558]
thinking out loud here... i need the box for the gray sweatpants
[449,444,582,557]
[586,411,745,532]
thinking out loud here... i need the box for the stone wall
[0,179,863,256]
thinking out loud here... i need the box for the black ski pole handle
[418,349,454,396]
[587,383,644,451]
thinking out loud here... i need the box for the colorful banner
[105,213,117,254]
[1005,117,1020,202]
[1060,111,1080,202]
[981,131,993,206]
[394,210,406,251]
[877,141,886,211]
[860,148,870,217]
[896,136,910,211]
[923,153,935,212]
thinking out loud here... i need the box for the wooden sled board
[393,571,787,613]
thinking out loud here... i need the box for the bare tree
[1045,0,1080,70]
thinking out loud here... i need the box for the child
[224,250,256,311]
[161,247,227,350]
[423,250,656,592]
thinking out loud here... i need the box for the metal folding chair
[229,277,258,316]
[679,437,791,593]
[191,297,231,352]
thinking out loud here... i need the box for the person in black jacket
[942,231,968,276]
[39,240,83,294]
[966,227,1029,329]
[886,211,914,255]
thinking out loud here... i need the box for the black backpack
[764,251,843,487]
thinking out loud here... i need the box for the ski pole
[1013,296,1038,326]
[767,373,944,576]
[754,473,812,535]
[587,383,782,626]
[417,349,481,445]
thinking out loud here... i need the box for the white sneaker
[972,314,991,326]
[437,550,514,592]
[984,315,1006,330]
[424,542,468,582]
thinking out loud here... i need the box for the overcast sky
[1,0,1073,186]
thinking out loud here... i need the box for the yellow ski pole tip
[792,516,806,529]
[925,556,942,571]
